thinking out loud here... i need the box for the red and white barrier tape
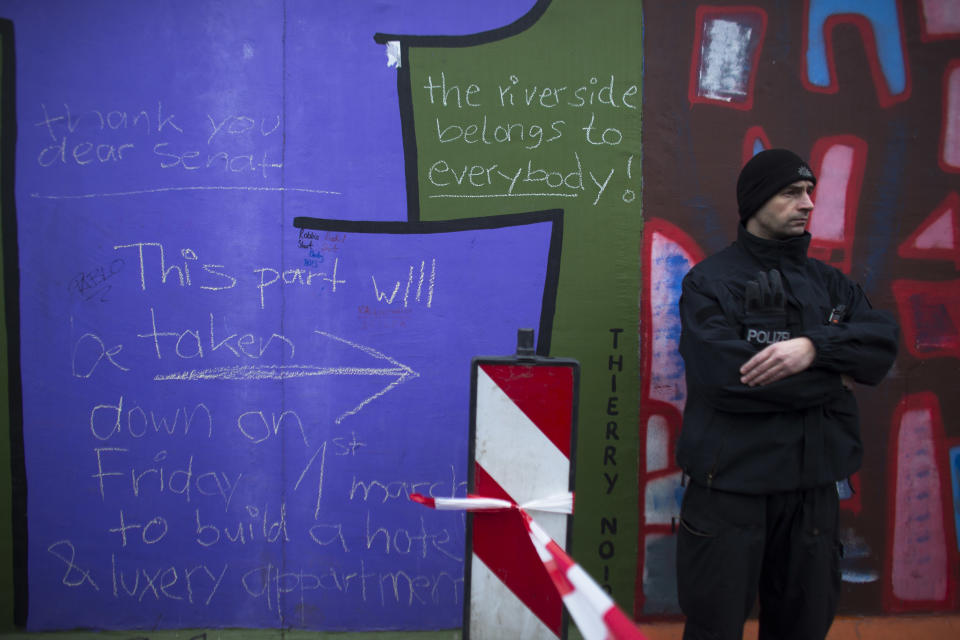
[410,492,573,514]
[409,493,647,640]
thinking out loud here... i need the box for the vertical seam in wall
[0,17,27,630]
[279,0,289,631]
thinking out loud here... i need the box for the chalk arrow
[154,330,419,423]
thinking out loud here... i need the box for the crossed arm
[739,337,855,389]
[679,272,895,413]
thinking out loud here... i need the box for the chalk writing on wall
[395,0,644,609]
[1,0,578,631]
[27,214,560,630]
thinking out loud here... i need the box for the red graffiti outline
[741,125,772,164]
[939,60,960,174]
[919,0,960,43]
[891,279,960,360]
[840,471,863,515]
[807,134,868,275]
[687,5,768,111]
[801,3,912,108]
[898,192,960,267]
[640,217,705,404]
[636,218,704,617]
[883,391,959,612]
[638,401,685,485]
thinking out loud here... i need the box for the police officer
[675,149,899,639]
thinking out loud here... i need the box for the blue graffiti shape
[806,0,907,98]
[951,445,960,552]
[864,118,907,292]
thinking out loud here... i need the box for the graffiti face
[745,180,815,241]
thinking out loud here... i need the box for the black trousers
[676,481,841,640]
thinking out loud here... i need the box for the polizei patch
[745,328,792,345]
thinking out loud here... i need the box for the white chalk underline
[428,192,579,198]
[30,185,341,199]
[155,364,414,381]
[32,187,575,200]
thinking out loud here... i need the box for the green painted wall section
[409,0,643,611]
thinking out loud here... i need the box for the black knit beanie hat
[736,149,816,222]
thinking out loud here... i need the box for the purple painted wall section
[26,219,554,630]
[0,0,566,631]
[9,0,536,222]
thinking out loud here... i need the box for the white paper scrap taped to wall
[386,40,401,68]
[699,18,752,101]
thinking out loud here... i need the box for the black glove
[743,269,790,345]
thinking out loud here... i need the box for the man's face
[745,180,815,240]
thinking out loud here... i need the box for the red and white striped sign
[410,495,647,640]
[468,361,576,639]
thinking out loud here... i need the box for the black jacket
[676,225,899,493]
